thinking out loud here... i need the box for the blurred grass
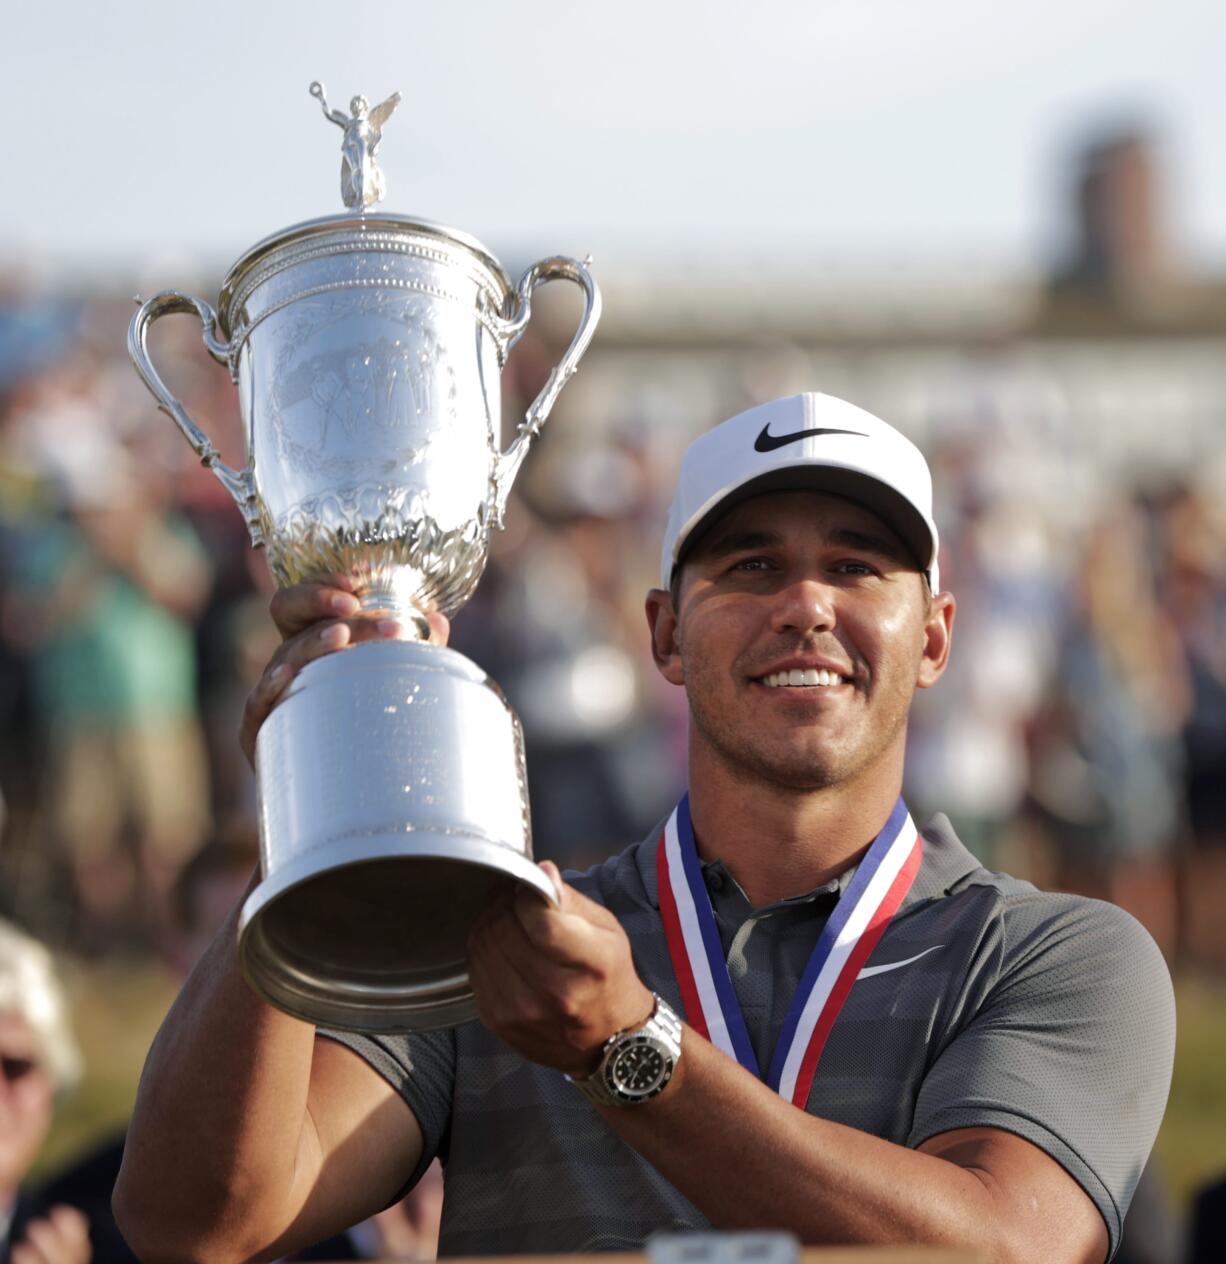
[32,963,1226,1210]
[34,959,177,1182]
[1153,975,1226,1203]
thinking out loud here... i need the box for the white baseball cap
[660,392,940,592]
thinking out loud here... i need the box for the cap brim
[674,465,934,581]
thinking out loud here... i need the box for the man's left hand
[466,861,654,1076]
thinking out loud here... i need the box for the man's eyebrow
[826,526,912,563]
[693,523,915,568]
[697,528,783,561]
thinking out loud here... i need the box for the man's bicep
[908,896,1173,1259]
[270,1036,427,1258]
[918,1126,1109,1264]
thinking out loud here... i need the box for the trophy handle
[128,291,264,546]
[491,256,602,526]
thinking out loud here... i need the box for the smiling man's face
[648,490,953,793]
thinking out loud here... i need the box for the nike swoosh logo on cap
[753,424,867,453]
[856,944,945,980]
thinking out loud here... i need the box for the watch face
[608,1038,668,1097]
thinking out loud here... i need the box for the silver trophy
[129,83,601,1031]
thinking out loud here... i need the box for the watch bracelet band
[566,993,683,1108]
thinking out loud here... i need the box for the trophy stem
[355,589,431,640]
[335,562,433,640]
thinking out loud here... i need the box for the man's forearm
[597,1028,1100,1264]
[114,895,318,1261]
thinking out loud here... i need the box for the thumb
[538,858,565,905]
[536,859,619,928]
[424,609,451,647]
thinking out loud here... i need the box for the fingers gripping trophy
[128,83,601,1030]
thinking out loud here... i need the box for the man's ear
[645,588,685,686]
[916,590,955,689]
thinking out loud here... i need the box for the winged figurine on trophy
[310,81,402,211]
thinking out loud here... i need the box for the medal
[657,795,922,1107]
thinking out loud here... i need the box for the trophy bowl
[129,87,601,1030]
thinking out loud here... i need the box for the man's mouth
[759,668,850,689]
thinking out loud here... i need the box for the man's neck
[685,752,904,908]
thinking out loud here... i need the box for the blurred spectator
[0,349,211,953]
[0,918,88,1264]
[166,818,261,972]
[1029,494,1187,955]
[906,457,1056,869]
[0,363,62,925]
[1156,483,1226,969]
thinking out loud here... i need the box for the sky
[4,0,1226,279]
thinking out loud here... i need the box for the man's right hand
[239,575,451,766]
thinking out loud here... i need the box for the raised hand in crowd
[8,1204,91,1264]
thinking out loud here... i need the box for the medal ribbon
[657,794,922,1108]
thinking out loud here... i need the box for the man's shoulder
[563,827,661,912]
[992,882,1173,1007]
[913,814,1173,1005]
[910,819,1167,1006]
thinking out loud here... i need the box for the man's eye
[731,557,772,573]
[835,560,877,576]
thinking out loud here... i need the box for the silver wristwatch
[567,993,683,1108]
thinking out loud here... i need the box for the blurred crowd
[907,431,1226,969]
[0,278,1225,1261]
[0,292,273,955]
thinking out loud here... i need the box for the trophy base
[240,639,552,1032]
[237,838,556,1031]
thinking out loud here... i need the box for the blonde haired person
[0,919,89,1264]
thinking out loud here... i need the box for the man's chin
[767,764,847,792]
[727,745,850,792]
[691,711,873,790]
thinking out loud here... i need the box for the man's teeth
[761,669,847,688]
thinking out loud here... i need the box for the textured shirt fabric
[323,814,1175,1259]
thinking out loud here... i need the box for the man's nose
[769,576,836,634]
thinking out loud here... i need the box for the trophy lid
[218,210,515,331]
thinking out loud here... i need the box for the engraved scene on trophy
[269,302,455,473]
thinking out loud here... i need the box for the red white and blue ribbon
[656,794,922,1108]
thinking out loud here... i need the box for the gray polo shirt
[324,814,1174,1259]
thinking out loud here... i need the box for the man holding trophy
[115,87,1173,1262]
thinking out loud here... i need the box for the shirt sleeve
[906,892,1175,1260]
[319,1025,456,1192]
